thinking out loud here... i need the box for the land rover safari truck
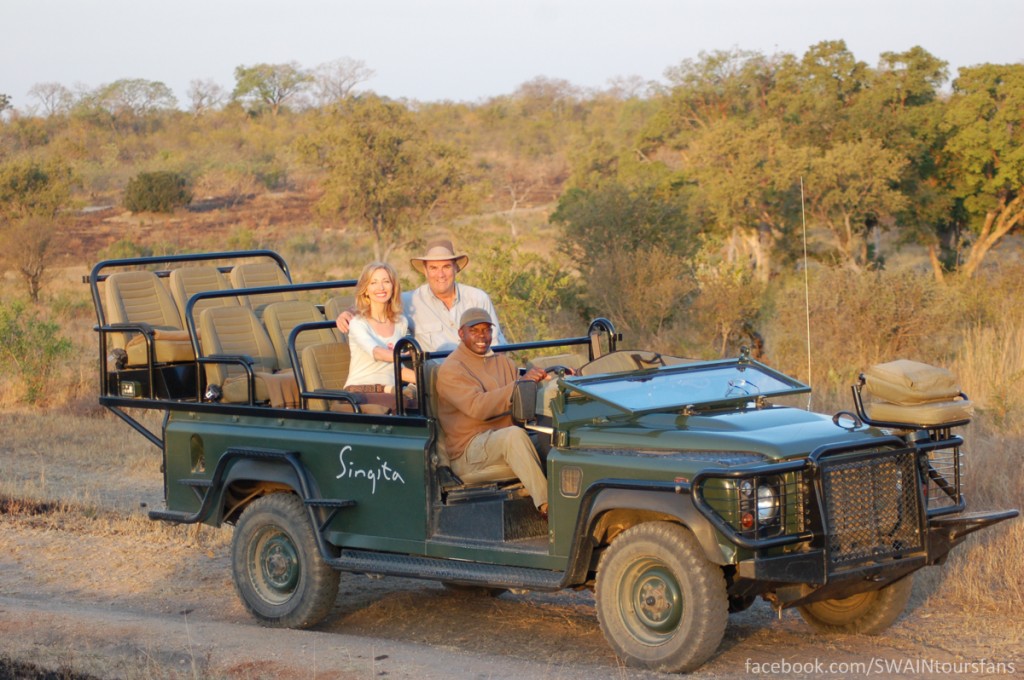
[88,250,1018,673]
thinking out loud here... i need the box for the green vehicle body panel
[165,412,432,549]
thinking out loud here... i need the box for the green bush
[98,237,153,260]
[0,300,73,405]
[123,171,192,213]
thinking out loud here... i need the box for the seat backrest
[263,300,341,369]
[578,349,668,376]
[104,270,183,349]
[229,262,297,320]
[324,294,354,322]
[300,341,352,410]
[527,352,587,374]
[198,305,278,386]
[420,358,446,419]
[169,266,238,325]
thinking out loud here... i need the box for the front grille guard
[692,435,966,555]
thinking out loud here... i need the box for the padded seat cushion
[222,369,299,408]
[455,462,516,485]
[866,398,973,426]
[864,359,960,405]
[124,329,195,366]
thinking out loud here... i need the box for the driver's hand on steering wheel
[522,367,549,383]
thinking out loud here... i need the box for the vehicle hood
[569,405,884,461]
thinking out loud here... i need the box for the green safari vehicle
[88,250,1018,673]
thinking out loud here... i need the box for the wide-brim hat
[410,238,469,274]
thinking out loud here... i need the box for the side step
[329,548,565,592]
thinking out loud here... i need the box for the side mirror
[511,379,538,424]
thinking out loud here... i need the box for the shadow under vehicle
[87,250,1018,673]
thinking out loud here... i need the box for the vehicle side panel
[164,412,431,551]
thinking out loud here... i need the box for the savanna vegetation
[0,42,1021,616]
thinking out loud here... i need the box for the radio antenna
[800,177,812,410]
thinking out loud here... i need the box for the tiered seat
[862,359,973,426]
[263,300,341,370]
[230,262,297,320]
[324,294,354,323]
[168,265,238,325]
[198,305,298,408]
[103,270,194,367]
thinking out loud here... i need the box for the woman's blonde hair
[354,262,403,321]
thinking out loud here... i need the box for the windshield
[563,361,810,415]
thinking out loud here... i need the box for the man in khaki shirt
[436,308,549,516]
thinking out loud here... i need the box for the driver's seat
[422,359,515,485]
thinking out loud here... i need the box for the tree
[771,41,871,148]
[551,181,698,343]
[312,58,373,106]
[301,95,467,260]
[862,48,952,280]
[1,93,12,114]
[91,78,178,117]
[28,82,75,117]
[233,62,311,116]
[804,138,909,269]
[660,49,777,130]
[0,161,73,301]
[459,231,574,342]
[681,118,808,281]
[0,159,73,221]
[941,64,1024,278]
[187,78,227,115]
[0,216,58,302]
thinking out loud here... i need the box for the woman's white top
[345,314,410,388]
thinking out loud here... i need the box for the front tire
[595,522,728,673]
[231,493,340,628]
[797,574,914,634]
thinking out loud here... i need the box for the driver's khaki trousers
[454,427,549,509]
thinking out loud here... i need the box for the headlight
[737,478,780,529]
[756,484,779,524]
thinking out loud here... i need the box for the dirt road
[0,412,1020,678]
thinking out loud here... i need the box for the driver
[436,308,550,517]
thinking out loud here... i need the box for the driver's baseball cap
[459,307,493,329]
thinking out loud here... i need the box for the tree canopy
[300,95,467,260]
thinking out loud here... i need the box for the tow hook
[764,592,784,619]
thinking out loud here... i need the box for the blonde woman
[344,262,415,411]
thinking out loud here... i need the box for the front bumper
[731,507,1017,607]
[690,437,1018,606]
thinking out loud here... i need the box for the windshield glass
[564,362,809,414]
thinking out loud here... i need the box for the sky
[2,0,1022,110]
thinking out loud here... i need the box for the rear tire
[231,493,340,628]
[797,574,914,634]
[595,521,727,673]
